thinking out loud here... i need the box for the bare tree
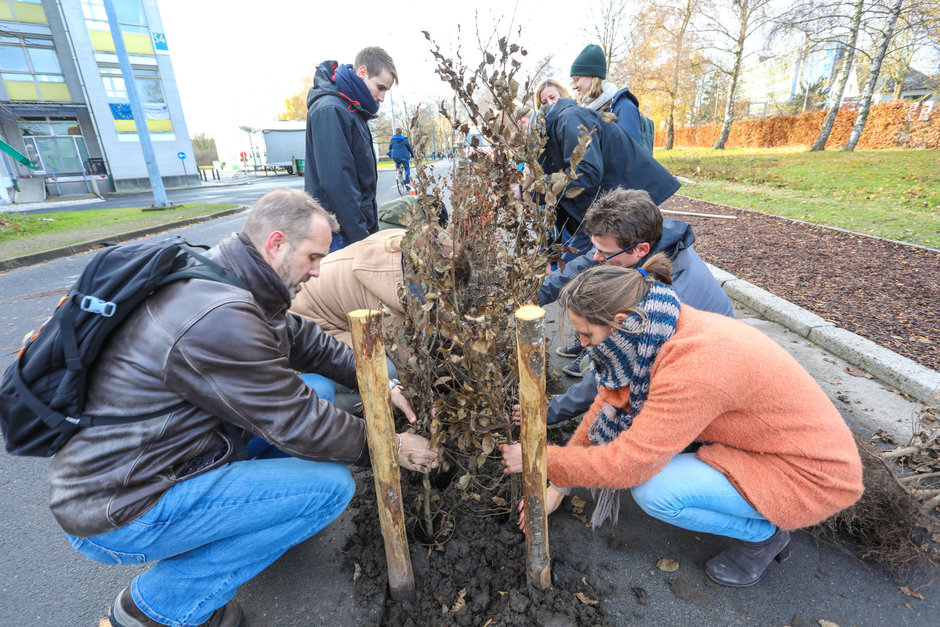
[660,0,704,149]
[583,0,633,72]
[807,0,868,150]
[844,0,905,150]
[703,0,777,149]
[882,1,940,99]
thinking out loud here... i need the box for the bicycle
[395,164,408,196]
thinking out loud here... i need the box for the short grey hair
[241,189,339,249]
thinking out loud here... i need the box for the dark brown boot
[109,587,166,627]
[203,600,244,627]
[109,586,244,627]
[705,528,791,587]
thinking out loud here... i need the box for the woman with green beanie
[570,44,650,152]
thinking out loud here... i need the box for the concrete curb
[708,263,940,406]
[0,207,246,272]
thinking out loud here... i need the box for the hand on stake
[510,404,521,425]
[398,431,439,473]
[516,485,565,530]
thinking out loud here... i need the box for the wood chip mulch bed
[661,195,940,374]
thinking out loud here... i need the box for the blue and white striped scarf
[585,279,681,528]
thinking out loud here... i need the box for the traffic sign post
[178,151,187,183]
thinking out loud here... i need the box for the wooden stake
[347,309,415,601]
[514,304,552,589]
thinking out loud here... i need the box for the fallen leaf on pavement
[845,367,873,379]
[899,586,925,600]
[656,558,679,572]
[818,620,839,627]
[576,592,599,605]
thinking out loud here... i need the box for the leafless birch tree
[703,0,777,149]
[844,0,905,150]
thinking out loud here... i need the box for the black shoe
[561,350,592,377]
[110,586,244,627]
[705,528,791,587]
[555,338,583,358]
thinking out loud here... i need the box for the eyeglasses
[597,243,638,261]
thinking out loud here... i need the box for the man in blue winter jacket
[305,47,397,252]
[539,187,734,426]
[387,133,416,185]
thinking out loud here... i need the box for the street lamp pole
[101,0,169,207]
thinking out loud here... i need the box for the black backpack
[0,236,247,457]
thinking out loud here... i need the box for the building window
[0,35,69,101]
[82,0,154,54]
[81,0,146,28]
[100,65,171,134]
[0,0,47,25]
[18,118,91,175]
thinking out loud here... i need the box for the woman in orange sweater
[500,254,863,587]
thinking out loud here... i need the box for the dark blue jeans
[66,373,351,626]
[394,159,411,185]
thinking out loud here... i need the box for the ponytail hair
[558,253,673,329]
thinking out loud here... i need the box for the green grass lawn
[654,147,940,249]
[0,203,238,260]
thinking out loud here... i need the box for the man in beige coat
[290,228,407,350]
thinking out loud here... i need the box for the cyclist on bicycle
[387,132,416,186]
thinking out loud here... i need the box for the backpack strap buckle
[80,296,116,317]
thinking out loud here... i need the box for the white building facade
[1,0,194,199]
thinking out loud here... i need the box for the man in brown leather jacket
[49,189,437,627]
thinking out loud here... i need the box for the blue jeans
[394,159,411,185]
[68,459,354,626]
[66,374,351,627]
[329,231,352,253]
[630,453,776,543]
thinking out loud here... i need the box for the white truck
[239,122,305,175]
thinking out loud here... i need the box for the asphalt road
[0,166,411,626]
[1,160,936,625]
[13,164,418,214]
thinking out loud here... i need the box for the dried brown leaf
[446,588,467,613]
[656,558,679,572]
[845,367,873,379]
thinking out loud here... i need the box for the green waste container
[293,158,305,176]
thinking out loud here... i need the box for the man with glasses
[538,187,733,425]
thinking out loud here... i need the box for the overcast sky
[158,0,590,159]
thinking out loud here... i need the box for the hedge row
[659,101,940,149]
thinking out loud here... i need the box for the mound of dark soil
[344,461,609,626]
